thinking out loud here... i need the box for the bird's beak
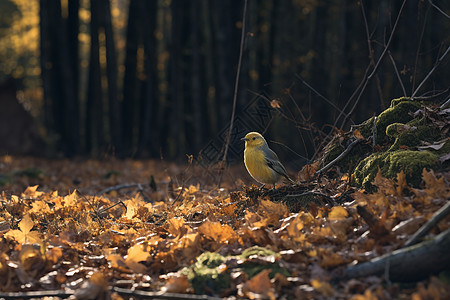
[241,137,247,141]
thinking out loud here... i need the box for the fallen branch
[340,227,450,282]
[404,201,450,247]
[0,288,222,300]
[99,183,144,195]
[314,139,361,177]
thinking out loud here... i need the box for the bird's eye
[252,137,256,140]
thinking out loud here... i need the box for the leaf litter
[0,155,449,299]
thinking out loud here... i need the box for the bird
[242,132,295,189]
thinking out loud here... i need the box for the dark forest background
[1,0,449,166]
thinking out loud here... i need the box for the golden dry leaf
[5,214,41,244]
[311,279,335,297]
[286,214,305,242]
[256,199,288,227]
[329,218,353,241]
[124,193,145,219]
[107,254,127,270]
[221,202,238,217]
[198,220,238,244]
[350,289,378,300]
[328,206,349,220]
[353,129,364,140]
[242,269,273,298]
[46,246,63,264]
[126,244,150,273]
[395,171,407,196]
[245,211,262,228]
[176,232,201,258]
[270,99,281,108]
[373,169,396,195]
[161,275,190,293]
[63,190,78,207]
[298,162,320,181]
[319,252,346,268]
[422,169,449,198]
[22,185,43,198]
[166,217,189,237]
[19,244,45,272]
[188,184,199,194]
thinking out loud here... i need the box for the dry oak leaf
[4,214,42,244]
[198,220,238,244]
[256,199,288,227]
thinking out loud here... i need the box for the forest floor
[0,154,449,299]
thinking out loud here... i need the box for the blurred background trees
[0,0,449,165]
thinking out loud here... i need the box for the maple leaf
[5,214,42,244]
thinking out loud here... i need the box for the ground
[1,152,449,299]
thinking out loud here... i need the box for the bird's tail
[285,175,295,185]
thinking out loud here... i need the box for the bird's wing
[264,147,294,183]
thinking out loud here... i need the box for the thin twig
[361,0,385,108]
[411,45,450,99]
[218,0,248,187]
[99,183,143,195]
[314,138,361,176]
[404,201,450,247]
[295,74,349,120]
[340,0,408,129]
[0,290,73,299]
[76,190,104,226]
[387,50,406,96]
[112,287,222,300]
[428,0,450,19]
[411,3,430,94]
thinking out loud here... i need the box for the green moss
[353,150,439,191]
[182,247,290,294]
[375,98,422,144]
[356,116,376,139]
[237,246,290,279]
[240,246,278,259]
[182,252,229,294]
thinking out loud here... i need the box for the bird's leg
[259,184,266,190]
[272,183,276,190]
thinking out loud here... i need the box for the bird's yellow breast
[244,147,279,184]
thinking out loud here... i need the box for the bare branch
[218,0,248,187]
[411,45,450,99]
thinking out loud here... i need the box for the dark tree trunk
[138,1,157,156]
[86,0,104,155]
[102,0,122,156]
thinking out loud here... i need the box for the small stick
[99,183,143,195]
[314,139,361,177]
[404,201,450,247]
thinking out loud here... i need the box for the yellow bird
[242,132,295,189]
